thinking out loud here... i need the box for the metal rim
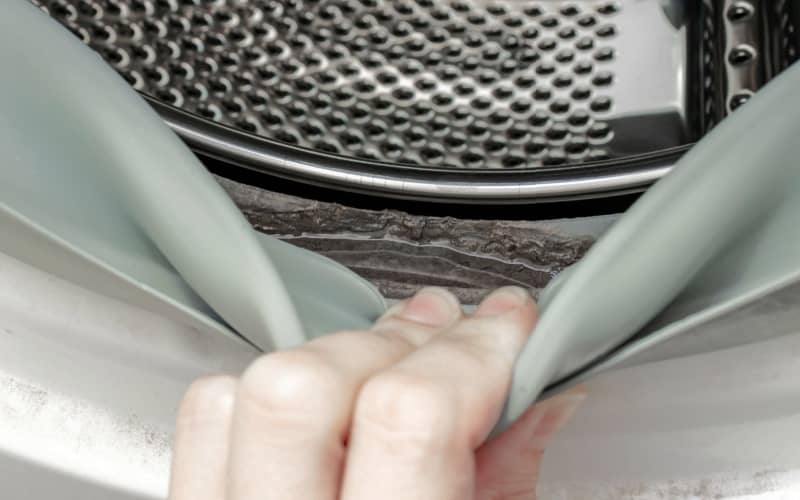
[152,98,689,204]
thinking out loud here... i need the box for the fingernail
[474,286,531,317]
[397,287,460,326]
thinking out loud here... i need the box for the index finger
[341,287,537,500]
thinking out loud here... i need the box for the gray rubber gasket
[1,2,386,353]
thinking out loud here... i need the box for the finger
[342,286,537,500]
[226,287,461,500]
[371,287,463,344]
[475,386,587,500]
[168,376,237,500]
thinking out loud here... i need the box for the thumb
[474,386,587,500]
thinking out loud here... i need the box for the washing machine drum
[4,1,800,433]
[33,0,788,202]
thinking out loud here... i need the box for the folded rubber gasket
[1,2,386,353]
[4,3,800,436]
[496,57,800,431]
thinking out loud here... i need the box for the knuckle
[239,350,346,416]
[177,375,237,424]
[356,371,458,451]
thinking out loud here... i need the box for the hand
[168,286,586,500]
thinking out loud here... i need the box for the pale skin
[168,286,586,500]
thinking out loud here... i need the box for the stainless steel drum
[31,0,799,201]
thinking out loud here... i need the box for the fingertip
[469,287,539,352]
[391,287,462,327]
[177,375,238,424]
[474,286,536,318]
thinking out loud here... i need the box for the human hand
[168,286,586,500]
